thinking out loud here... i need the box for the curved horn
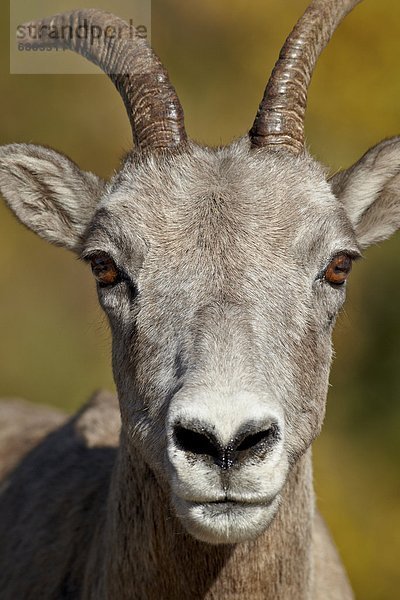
[250,0,362,153]
[19,10,187,152]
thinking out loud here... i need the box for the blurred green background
[0,0,399,597]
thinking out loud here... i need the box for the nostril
[173,425,220,459]
[172,420,281,468]
[236,423,280,453]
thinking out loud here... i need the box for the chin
[173,496,281,544]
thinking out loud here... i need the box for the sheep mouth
[179,494,276,508]
[197,501,266,517]
[189,498,274,515]
[174,495,281,544]
[204,498,270,505]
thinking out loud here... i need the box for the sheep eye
[324,254,353,286]
[90,253,120,287]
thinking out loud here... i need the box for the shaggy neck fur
[85,436,314,600]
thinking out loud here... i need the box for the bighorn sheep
[0,0,399,598]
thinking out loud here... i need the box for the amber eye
[324,254,353,286]
[90,253,120,287]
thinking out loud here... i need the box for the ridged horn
[18,9,187,152]
[250,0,362,153]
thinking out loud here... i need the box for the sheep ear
[0,144,105,253]
[331,137,400,249]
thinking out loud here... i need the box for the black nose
[173,421,280,470]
